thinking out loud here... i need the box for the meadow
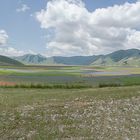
[0,65,140,139]
[0,87,140,139]
[0,65,140,87]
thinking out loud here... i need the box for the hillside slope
[0,55,23,66]
[92,49,140,66]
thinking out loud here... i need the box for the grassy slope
[0,86,140,139]
[0,55,23,66]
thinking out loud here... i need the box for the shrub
[99,83,122,88]
[0,83,92,89]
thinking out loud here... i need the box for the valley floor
[0,86,140,139]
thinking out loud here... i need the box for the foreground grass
[0,86,140,139]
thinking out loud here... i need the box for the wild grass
[98,76,140,88]
[0,69,80,76]
[0,86,140,139]
[121,76,140,86]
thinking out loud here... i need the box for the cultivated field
[0,65,140,139]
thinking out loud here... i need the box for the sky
[0,0,140,57]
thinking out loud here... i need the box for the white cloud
[0,47,25,56]
[126,30,140,49]
[28,50,37,55]
[16,4,30,12]
[90,2,140,29]
[36,0,140,56]
[0,30,8,46]
[0,29,25,56]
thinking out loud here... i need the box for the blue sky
[0,0,47,54]
[0,0,139,56]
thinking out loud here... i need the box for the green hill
[0,55,23,66]
[92,49,140,66]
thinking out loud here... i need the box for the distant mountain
[91,49,140,66]
[53,55,102,65]
[13,54,47,64]
[12,49,140,66]
[107,49,140,62]
[13,54,102,65]
[0,55,23,66]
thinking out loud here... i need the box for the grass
[1,65,140,86]
[120,76,140,86]
[0,69,80,76]
[98,76,140,88]
[1,65,140,77]
[0,65,140,139]
[0,86,140,139]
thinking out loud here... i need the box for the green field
[0,65,140,87]
[0,65,140,139]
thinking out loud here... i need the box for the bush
[99,83,122,88]
[0,83,92,89]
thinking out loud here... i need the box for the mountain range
[11,49,140,66]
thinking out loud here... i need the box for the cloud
[0,30,26,56]
[0,30,8,46]
[16,4,30,12]
[36,0,140,56]
[0,30,23,56]
[0,47,25,56]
